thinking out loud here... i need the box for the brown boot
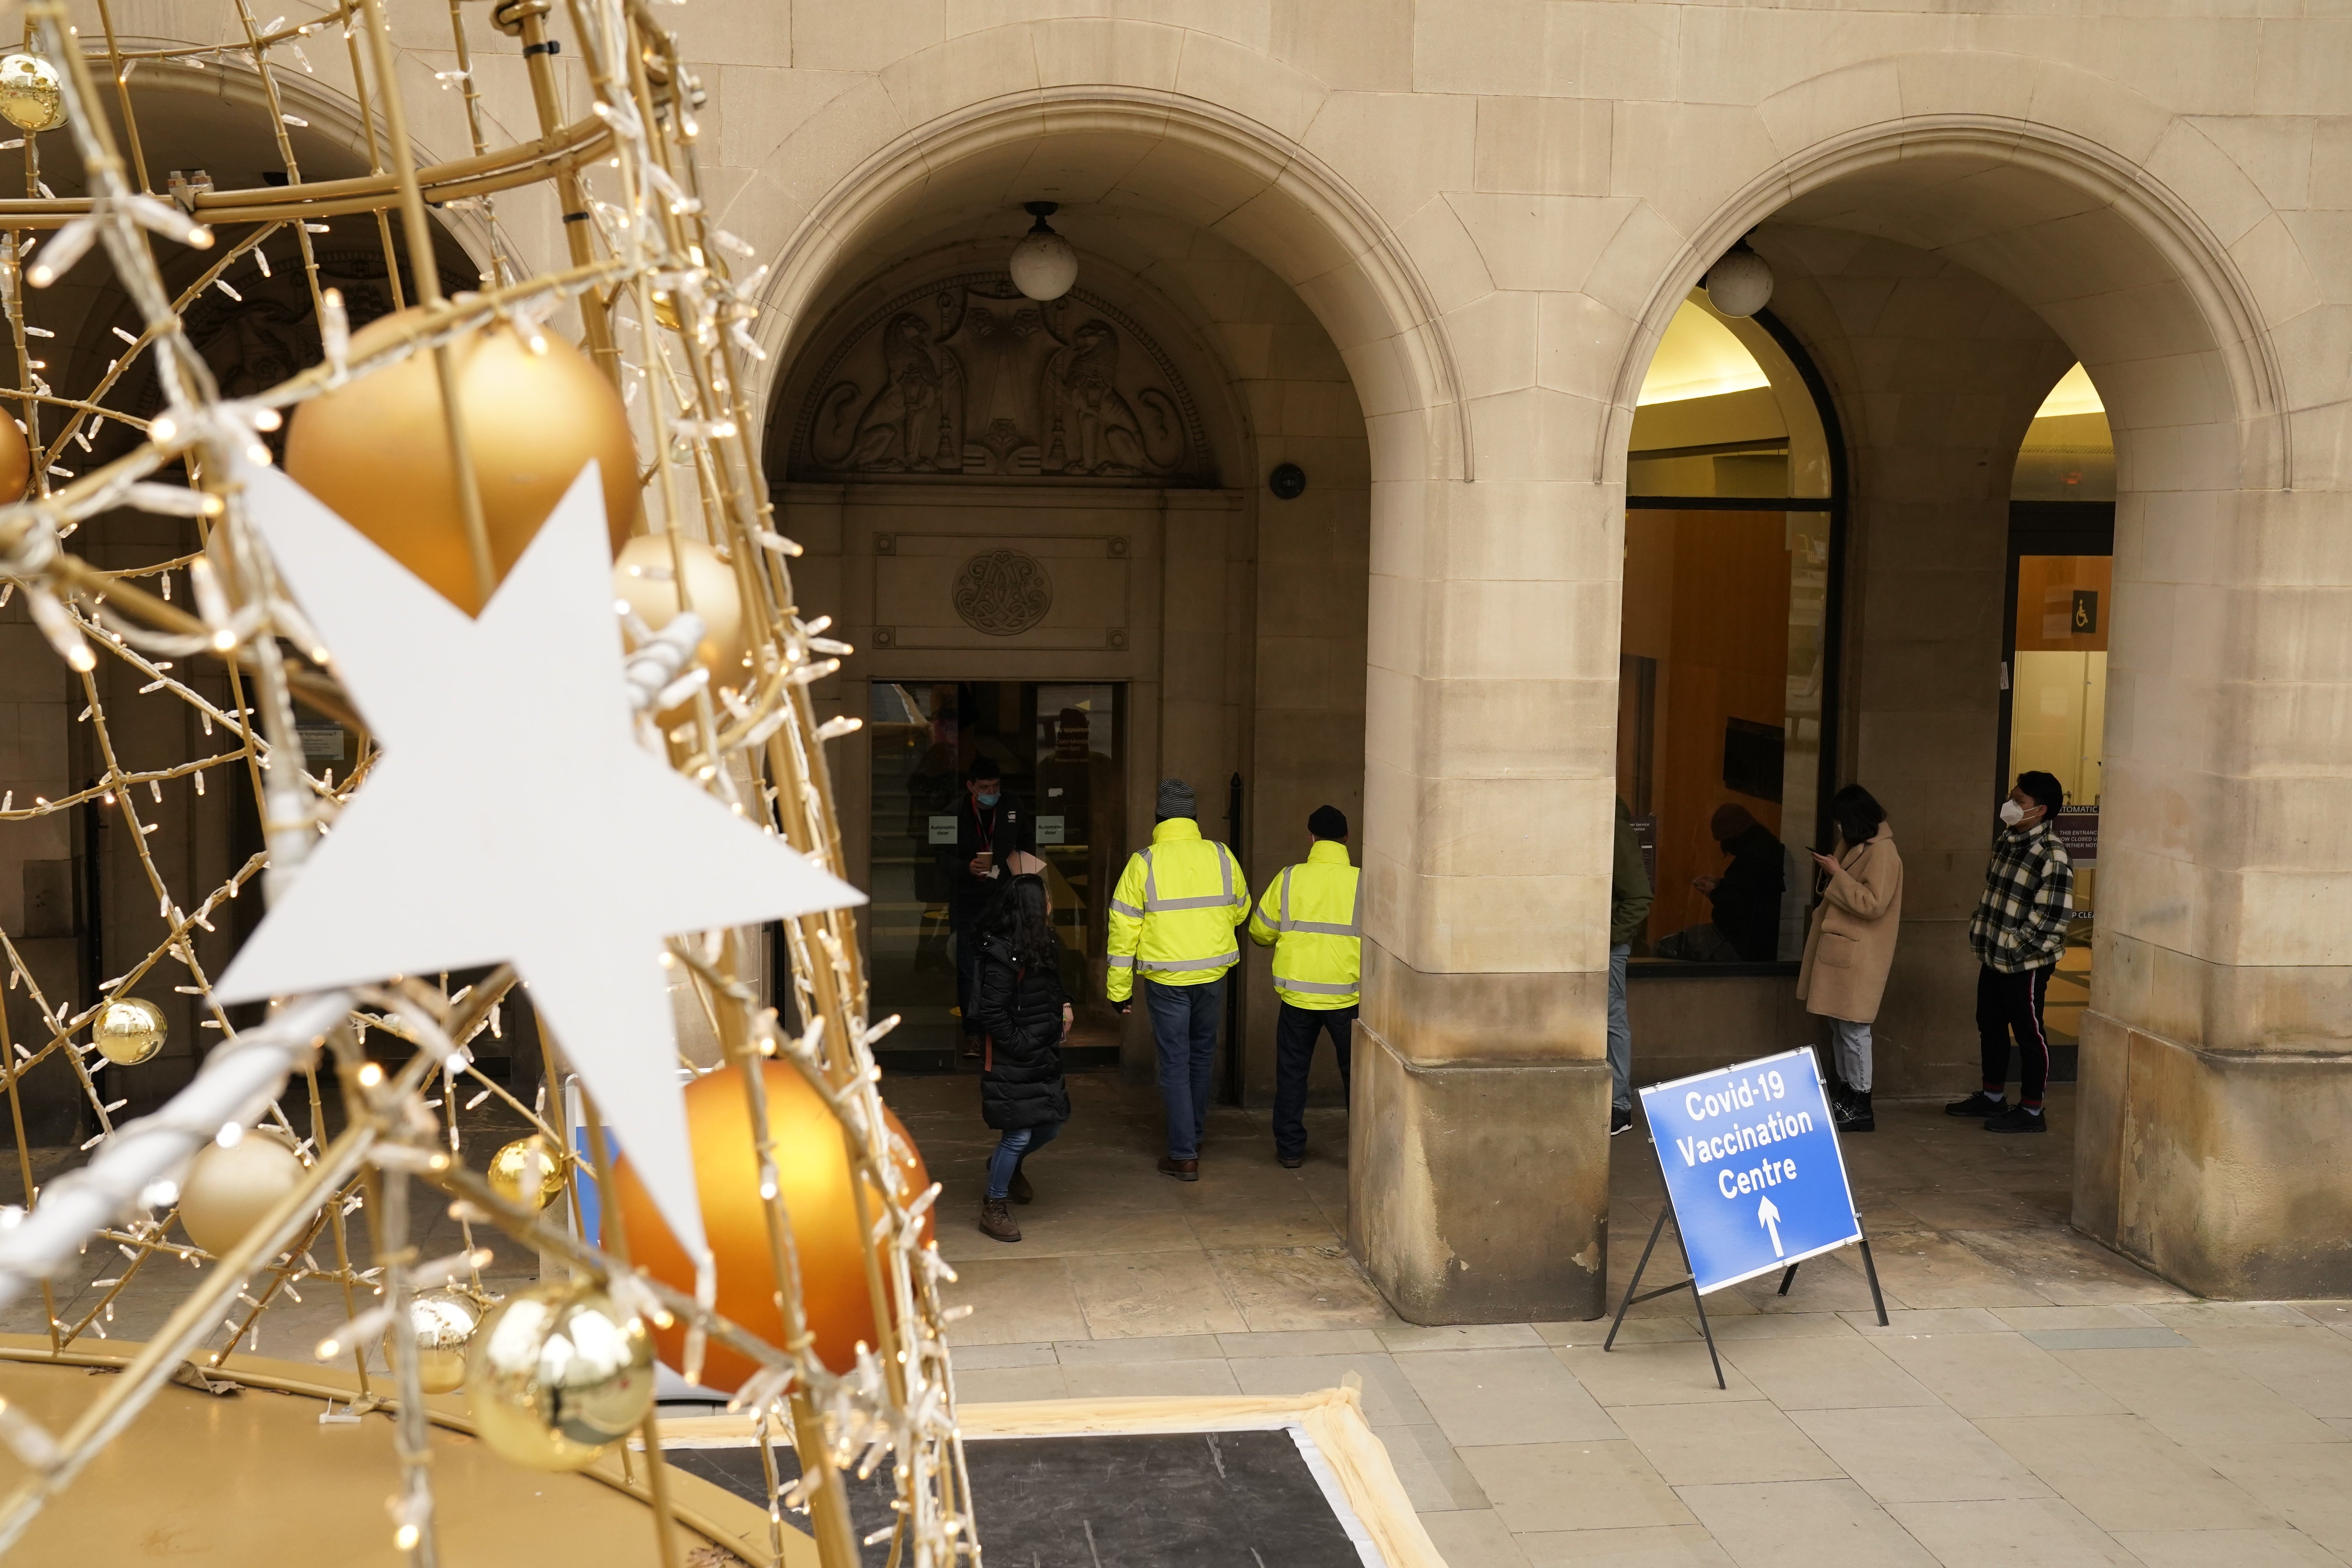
[1157,1154,1199,1182]
[1007,1166,1034,1204]
[978,1196,1021,1243]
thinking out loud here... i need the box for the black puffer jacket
[972,934,1071,1131]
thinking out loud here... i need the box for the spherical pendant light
[1703,241,1774,319]
[1008,201,1078,303]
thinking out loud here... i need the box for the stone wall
[4,0,2344,1309]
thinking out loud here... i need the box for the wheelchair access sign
[1638,1048,1862,1293]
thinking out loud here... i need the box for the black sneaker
[1610,1106,1634,1136]
[1833,1091,1875,1133]
[1984,1105,2047,1135]
[1945,1091,2007,1118]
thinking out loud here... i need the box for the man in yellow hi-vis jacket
[1107,778,1249,1181]
[1247,805,1360,1168]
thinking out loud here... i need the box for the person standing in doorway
[1797,785,1904,1133]
[1248,805,1361,1168]
[1106,778,1249,1181]
[943,757,1034,1058]
[972,874,1072,1244]
[1608,798,1653,1136]
[1947,771,2073,1133]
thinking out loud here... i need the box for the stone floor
[5,1070,2349,1567]
[897,1073,2352,1568]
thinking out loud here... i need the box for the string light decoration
[0,2,973,1565]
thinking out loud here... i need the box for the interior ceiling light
[1639,301,1772,407]
[1703,239,1773,318]
[1008,201,1077,302]
[2034,363,2106,418]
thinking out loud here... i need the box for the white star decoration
[217,461,864,1263]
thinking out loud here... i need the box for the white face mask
[1998,799,2028,828]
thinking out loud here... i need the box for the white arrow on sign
[1758,1195,1784,1258]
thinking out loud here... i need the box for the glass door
[864,681,1126,1070]
[2000,545,2110,1061]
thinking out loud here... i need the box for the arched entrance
[1611,80,2338,1298]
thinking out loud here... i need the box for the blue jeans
[1607,942,1632,1111]
[985,1120,1061,1200]
[1144,976,1225,1161]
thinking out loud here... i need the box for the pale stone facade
[5,0,2349,1317]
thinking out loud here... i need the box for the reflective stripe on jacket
[1104,818,1249,1002]
[1246,839,1361,1010]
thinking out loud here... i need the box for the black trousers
[1273,1002,1355,1157]
[952,917,984,1038]
[1976,963,2054,1102]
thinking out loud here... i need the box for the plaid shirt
[1968,820,2074,973]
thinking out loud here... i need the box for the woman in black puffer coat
[971,873,1071,1243]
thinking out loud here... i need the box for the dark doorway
[864,681,1128,1071]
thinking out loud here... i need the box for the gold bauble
[91,997,166,1066]
[284,311,637,615]
[0,55,66,134]
[613,1063,932,1393]
[650,291,681,332]
[385,1289,480,1395]
[612,534,748,686]
[178,1133,308,1257]
[486,1135,566,1212]
[0,408,28,501]
[466,1284,654,1472]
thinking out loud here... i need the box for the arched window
[1619,296,1844,972]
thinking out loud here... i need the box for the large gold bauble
[0,55,66,134]
[386,1289,481,1395]
[0,406,29,501]
[486,1135,566,1212]
[284,311,637,615]
[178,1133,308,1257]
[613,1063,932,1393]
[612,534,748,685]
[90,997,166,1066]
[466,1284,654,1472]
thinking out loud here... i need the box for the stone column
[2075,475,2352,1298]
[1350,470,1620,1325]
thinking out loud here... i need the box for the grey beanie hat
[1156,777,1196,819]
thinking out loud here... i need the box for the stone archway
[1604,68,2341,1298]
[739,81,1643,1326]
[748,87,1473,486]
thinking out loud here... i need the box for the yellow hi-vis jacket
[1105,818,1249,1003]
[1247,839,1362,1009]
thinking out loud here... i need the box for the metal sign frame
[1602,1049,1889,1388]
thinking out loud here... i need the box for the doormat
[657,1388,1449,1568]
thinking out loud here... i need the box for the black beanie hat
[1308,804,1348,840]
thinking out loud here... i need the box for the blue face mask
[976,791,1000,808]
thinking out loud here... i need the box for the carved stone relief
[951,549,1053,635]
[789,274,1210,484]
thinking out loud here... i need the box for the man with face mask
[944,757,1036,1057]
[1948,770,2074,1132]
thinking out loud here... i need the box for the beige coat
[1795,824,1904,1024]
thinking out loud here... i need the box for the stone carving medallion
[789,274,1211,484]
[952,550,1053,635]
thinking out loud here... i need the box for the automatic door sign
[1639,1049,1862,1293]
